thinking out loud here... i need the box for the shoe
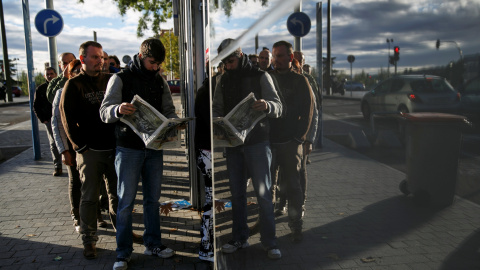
[97,211,107,228]
[97,218,107,228]
[72,213,80,233]
[221,240,249,254]
[144,245,175,259]
[275,198,287,216]
[291,230,303,243]
[113,257,130,270]
[83,243,97,259]
[267,248,282,259]
[132,232,144,244]
[53,168,62,176]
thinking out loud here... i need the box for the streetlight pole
[386,38,393,77]
[436,39,463,62]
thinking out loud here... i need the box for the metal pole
[326,0,331,95]
[22,0,41,160]
[0,0,13,102]
[185,0,200,208]
[294,0,302,51]
[45,0,58,74]
[316,2,323,148]
[387,39,390,77]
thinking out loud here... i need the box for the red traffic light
[393,46,400,61]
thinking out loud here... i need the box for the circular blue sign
[34,9,64,37]
[287,12,311,38]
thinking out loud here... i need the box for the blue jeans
[115,147,164,259]
[226,141,277,249]
[44,121,62,169]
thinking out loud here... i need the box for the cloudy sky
[2,0,480,79]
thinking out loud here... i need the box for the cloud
[2,0,480,78]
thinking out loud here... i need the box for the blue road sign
[287,12,311,38]
[34,9,64,37]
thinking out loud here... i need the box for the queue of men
[33,37,320,268]
[213,39,320,261]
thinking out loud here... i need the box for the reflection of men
[212,38,283,259]
[33,67,62,176]
[269,41,313,243]
[248,53,259,67]
[46,52,76,103]
[100,38,178,269]
[60,41,118,260]
[293,51,321,215]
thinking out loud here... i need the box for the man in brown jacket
[269,40,314,243]
[60,41,117,260]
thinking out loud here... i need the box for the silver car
[361,75,460,120]
[344,80,365,91]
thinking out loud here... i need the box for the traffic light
[393,46,400,61]
[436,39,440,50]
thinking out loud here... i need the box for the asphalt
[1,93,480,270]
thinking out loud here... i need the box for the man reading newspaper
[100,38,180,270]
[212,38,283,260]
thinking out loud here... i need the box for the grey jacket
[51,88,69,154]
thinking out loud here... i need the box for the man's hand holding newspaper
[213,92,266,147]
[120,95,192,150]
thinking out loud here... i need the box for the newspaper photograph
[213,92,266,147]
[120,95,192,150]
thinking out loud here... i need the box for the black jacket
[33,82,52,123]
[115,54,168,149]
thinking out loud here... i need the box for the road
[0,103,47,164]
[322,96,480,205]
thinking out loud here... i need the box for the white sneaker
[221,240,249,254]
[113,257,130,270]
[144,246,175,258]
[267,248,282,259]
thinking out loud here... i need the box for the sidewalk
[214,139,480,270]
[0,96,31,107]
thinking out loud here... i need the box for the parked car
[12,86,22,97]
[344,81,365,91]
[167,79,180,94]
[361,75,460,120]
[458,76,480,123]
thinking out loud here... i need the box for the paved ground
[1,95,480,269]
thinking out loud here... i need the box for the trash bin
[399,112,467,206]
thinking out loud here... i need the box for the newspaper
[120,95,192,150]
[213,92,266,147]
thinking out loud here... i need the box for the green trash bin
[399,113,467,206]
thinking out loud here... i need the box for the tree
[19,71,45,95]
[212,0,268,18]
[0,59,17,83]
[79,0,269,37]
[158,30,180,78]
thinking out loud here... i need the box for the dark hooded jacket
[114,54,169,149]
